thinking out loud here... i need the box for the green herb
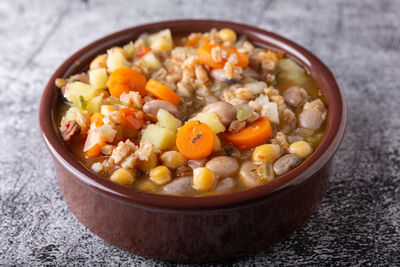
[79,95,87,109]
[192,133,202,144]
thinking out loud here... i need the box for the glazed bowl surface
[39,20,346,262]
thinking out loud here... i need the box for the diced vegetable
[123,42,135,59]
[278,58,307,85]
[236,107,252,121]
[189,112,225,134]
[64,81,101,108]
[261,102,279,124]
[106,97,136,109]
[140,124,176,150]
[136,47,152,57]
[197,43,249,69]
[156,109,182,132]
[148,29,173,52]
[107,67,147,98]
[145,79,180,106]
[223,117,272,149]
[256,163,274,182]
[89,68,107,89]
[142,52,162,71]
[106,49,130,72]
[176,121,215,160]
[86,94,103,113]
[61,106,88,130]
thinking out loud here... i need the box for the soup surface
[57,28,327,196]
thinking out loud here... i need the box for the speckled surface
[0,0,399,265]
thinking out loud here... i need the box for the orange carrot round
[119,108,145,130]
[145,78,180,106]
[107,67,147,98]
[176,121,215,160]
[223,117,272,149]
[197,43,249,69]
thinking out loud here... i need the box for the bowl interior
[40,20,346,210]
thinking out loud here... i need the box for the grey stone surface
[0,0,399,265]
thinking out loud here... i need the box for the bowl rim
[39,19,346,210]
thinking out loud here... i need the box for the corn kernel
[252,144,281,163]
[136,152,158,172]
[110,168,135,185]
[89,54,107,70]
[288,141,313,159]
[218,28,237,43]
[149,166,171,185]
[193,167,216,191]
[137,179,157,192]
[160,151,187,169]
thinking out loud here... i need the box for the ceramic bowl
[39,20,346,263]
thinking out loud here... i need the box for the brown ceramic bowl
[39,20,346,263]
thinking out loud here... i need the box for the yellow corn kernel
[137,179,157,192]
[193,167,216,191]
[218,28,237,43]
[149,166,171,185]
[110,168,135,185]
[89,54,107,70]
[288,141,313,159]
[252,144,281,163]
[136,152,158,172]
[160,151,187,169]
[213,135,221,152]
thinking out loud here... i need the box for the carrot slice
[119,108,145,130]
[223,117,272,149]
[145,79,180,106]
[176,121,215,160]
[90,112,104,127]
[107,67,147,98]
[197,43,249,69]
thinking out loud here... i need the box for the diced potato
[106,49,130,72]
[89,68,107,89]
[278,58,307,85]
[123,41,135,59]
[189,112,225,134]
[140,124,176,150]
[86,94,103,113]
[64,81,100,107]
[142,52,162,71]
[156,109,182,132]
[261,102,279,124]
[148,29,173,52]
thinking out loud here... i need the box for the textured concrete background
[1,0,399,265]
